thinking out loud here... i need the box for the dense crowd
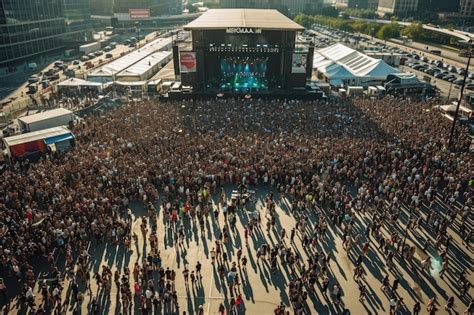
[0,96,472,314]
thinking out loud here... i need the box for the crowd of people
[0,96,472,315]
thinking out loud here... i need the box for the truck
[80,42,101,55]
[18,108,75,133]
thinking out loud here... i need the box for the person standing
[445,296,454,313]
[413,301,421,315]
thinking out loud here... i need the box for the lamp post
[448,39,472,149]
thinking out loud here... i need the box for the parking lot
[305,25,473,99]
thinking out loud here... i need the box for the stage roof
[184,9,304,31]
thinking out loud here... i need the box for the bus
[105,26,114,36]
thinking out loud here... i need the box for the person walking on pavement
[445,296,454,313]
[413,301,421,315]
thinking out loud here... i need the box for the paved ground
[2,184,470,315]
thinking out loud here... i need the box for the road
[0,31,160,113]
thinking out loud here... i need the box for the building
[286,0,323,15]
[417,0,460,12]
[334,0,369,9]
[114,0,182,16]
[89,0,114,16]
[63,0,92,42]
[377,0,419,16]
[179,9,317,97]
[220,0,322,16]
[368,0,379,9]
[0,0,91,67]
[460,0,474,19]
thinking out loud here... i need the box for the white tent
[116,51,172,82]
[57,78,104,92]
[313,43,399,87]
[87,37,172,82]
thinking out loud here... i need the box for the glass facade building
[0,0,91,66]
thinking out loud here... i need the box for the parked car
[445,75,457,82]
[80,55,89,62]
[448,66,457,73]
[87,53,96,59]
[28,76,40,84]
[72,60,80,65]
[94,50,104,56]
[465,83,474,90]
[103,46,112,52]
[105,53,113,58]
[434,73,446,79]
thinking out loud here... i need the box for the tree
[294,14,313,28]
[186,3,199,13]
[376,22,400,40]
[402,22,423,40]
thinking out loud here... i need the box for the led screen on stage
[219,57,268,92]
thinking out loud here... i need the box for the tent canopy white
[313,43,399,83]
[58,78,102,87]
[87,37,172,82]
[116,51,172,81]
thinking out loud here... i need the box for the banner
[292,53,307,73]
[179,52,196,73]
[129,9,150,19]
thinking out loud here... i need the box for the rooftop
[3,126,72,147]
[18,108,73,125]
[183,9,304,31]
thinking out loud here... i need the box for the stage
[175,9,314,96]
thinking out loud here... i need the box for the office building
[368,0,379,9]
[114,0,182,16]
[220,0,322,15]
[377,0,419,16]
[287,0,323,14]
[0,0,66,66]
[460,0,473,18]
[89,0,114,16]
[334,0,369,9]
[63,0,92,41]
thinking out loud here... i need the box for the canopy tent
[57,78,104,92]
[116,51,172,82]
[313,43,399,86]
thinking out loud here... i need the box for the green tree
[376,22,400,40]
[186,3,199,13]
[294,14,313,28]
[402,22,423,40]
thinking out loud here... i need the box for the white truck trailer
[18,108,75,133]
[80,42,101,55]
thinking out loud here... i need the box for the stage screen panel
[179,52,197,73]
[292,53,307,73]
[219,56,268,92]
